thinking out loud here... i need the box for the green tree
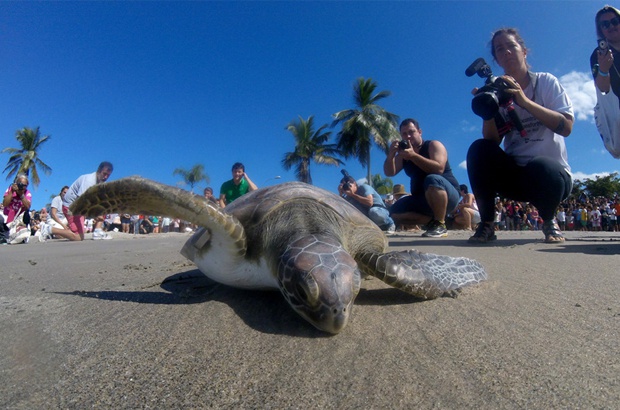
[282,115,344,184]
[332,77,399,186]
[173,164,210,193]
[2,126,52,188]
[371,173,394,195]
[579,173,620,198]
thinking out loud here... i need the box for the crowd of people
[5,12,620,245]
[0,160,259,244]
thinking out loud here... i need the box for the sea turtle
[71,177,487,334]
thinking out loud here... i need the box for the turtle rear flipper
[357,250,487,299]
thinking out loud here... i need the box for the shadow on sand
[53,269,427,337]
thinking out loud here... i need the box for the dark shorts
[390,174,460,217]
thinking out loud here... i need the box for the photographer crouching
[466,28,573,244]
[338,173,395,234]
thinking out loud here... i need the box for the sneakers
[386,224,396,235]
[468,223,496,244]
[422,220,448,238]
[92,229,113,240]
[39,223,51,242]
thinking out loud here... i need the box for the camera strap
[527,71,539,104]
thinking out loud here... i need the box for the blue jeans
[368,206,394,230]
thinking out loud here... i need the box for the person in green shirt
[219,162,258,208]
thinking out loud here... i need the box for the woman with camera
[466,28,573,244]
[591,5,620,158]
[2,174,32,244]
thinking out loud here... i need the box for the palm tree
[371,173,394,196]
[2,126,52,188]
[332,77,400,186]
[173,164,210,193]
[282,115,344,184]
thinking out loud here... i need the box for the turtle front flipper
[357,250,487,299]
[70,176,247,257]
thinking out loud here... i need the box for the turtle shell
[224,182,387,261]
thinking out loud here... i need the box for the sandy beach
[1,230,619,409]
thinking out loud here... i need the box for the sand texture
[1,230,619,409]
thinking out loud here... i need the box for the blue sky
[1,1,613,210]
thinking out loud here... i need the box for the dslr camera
[398,140,410,150]
[16,182,26,190]
[465,57,526,137]
[340,169,353,191]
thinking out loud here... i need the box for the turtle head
[277,234,361,334]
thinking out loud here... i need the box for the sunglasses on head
[600,17,620,30]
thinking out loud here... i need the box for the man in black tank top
[383,118,461,238]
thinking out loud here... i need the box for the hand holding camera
[596,38,614,75]
[466,57,526,137]
[398,140,410,150]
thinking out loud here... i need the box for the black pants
[467,139,572,223]
[0,214,8,242]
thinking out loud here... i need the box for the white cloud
[572,170,620,181]
[460,120,478,134]
[559,71,596,122]
[459,160,467,170]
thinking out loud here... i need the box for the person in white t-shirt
[467,28,574,244]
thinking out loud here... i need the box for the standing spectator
[504,201,515,231]
[495,199,506,231]
[590,206,602,231]
[384,118,461,238]
[556,207,567,232]
[466,28,573,243]
[161,216,171,233]
[219,162,258,208]
[121,214,131,233]
[151,216,160,233]
[63,161,114,240]
[580,207,589,231]
[526,205,540,230]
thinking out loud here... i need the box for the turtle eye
[295,283,308,301]
[295,276,319,307]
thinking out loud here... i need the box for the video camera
[465,57,526,137]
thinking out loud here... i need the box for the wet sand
[1,230,619,408]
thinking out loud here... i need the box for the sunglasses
[600,17,620,30]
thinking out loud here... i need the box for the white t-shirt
[501,72,573,173]
[63,172,97,207]
[51,195,66,219]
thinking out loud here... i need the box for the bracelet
[599,69,610,77]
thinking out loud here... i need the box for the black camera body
[340,169,353,191]
[16,182,26,190]
[398,140,410,150]
[466,57,526,137]
[466,58,513,120]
